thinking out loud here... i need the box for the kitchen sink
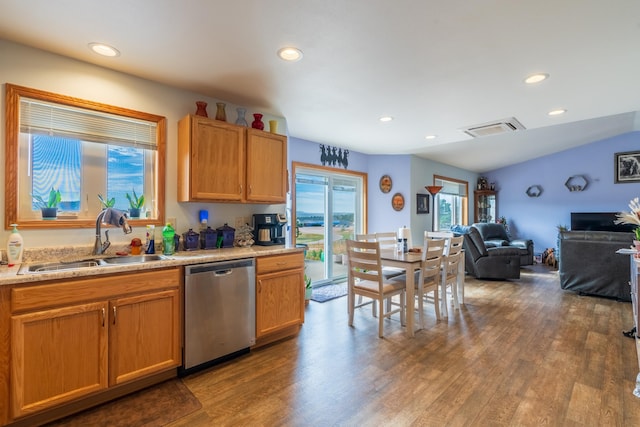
[18,254,167,274]
[19,260,101,274]
[99,254,167,265]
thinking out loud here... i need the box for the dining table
[380,249,466,337]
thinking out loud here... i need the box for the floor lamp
[425,185,443,231]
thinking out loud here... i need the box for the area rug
[311,283,348,302]
[47,379,201,427]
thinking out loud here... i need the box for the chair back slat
[375,232,398,250]
[347,240,384,291]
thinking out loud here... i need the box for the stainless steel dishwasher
[182,258,255,373]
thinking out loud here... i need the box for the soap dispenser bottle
[7,223,24,266]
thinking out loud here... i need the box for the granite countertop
[0,245,303,286]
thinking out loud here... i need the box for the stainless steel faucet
[93,208,133,255]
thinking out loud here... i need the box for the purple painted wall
[484,131,640,253]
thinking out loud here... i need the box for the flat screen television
[570,212,635,232]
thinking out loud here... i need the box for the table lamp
[425,185,443,231]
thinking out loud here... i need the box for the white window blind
[20,98,157,150]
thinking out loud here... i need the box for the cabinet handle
[276,262,286,266]
[257,279,262,293]
[239,184,243,194]
[101,308,105,327]
[112,306,117,325]
[249,185,252,194]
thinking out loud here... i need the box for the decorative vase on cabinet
[195,101,208,117]
[251,113,264,130]
[215,102,227,121]
[235,107,249,127]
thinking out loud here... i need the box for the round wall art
[379,175,392,193]
[391,193,405,211]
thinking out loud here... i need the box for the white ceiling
[1,0,639,172]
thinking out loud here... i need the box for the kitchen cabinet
[178,114,287,203]
[474,190,497,223]
[8,268,180,419]
[255,253,304,344]
[245,128,287,203]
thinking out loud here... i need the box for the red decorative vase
[251,113,264,130]
[195,101,208,118]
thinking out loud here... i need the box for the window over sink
[4,84,166,229]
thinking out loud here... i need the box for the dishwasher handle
[214,269,233,277]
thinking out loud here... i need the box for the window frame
[4,83,166,230]
[433,174,469,230]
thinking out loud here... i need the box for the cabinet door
[109,289,180,386]
[181,115,246,201]
[474,190,497,223]
[11,302,108,418]
[256,269,304,337]
[246,129,287,203]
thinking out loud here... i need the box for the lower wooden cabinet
[8,268,181,419]
[11,302,109,417]
[256,253,305,341]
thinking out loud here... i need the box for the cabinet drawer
[256,253,304,274]
[11,268,181,313]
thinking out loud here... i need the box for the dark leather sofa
[558,230,633,301]
[455,225,521,279]
[473,222,534,266]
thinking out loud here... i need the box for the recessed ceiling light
[88,42,120,57]
[379,116,393,122]
[277,47,303,62]
[425,135,437,140]
[548,109,566,116]
[524,73,549,84]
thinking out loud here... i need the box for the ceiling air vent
[462,117,526,138]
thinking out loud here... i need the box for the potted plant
[98,194,115,209]
[616,197,640,252]
[126,189,145,218]
[33,187,61,220]
[304,273,312,304]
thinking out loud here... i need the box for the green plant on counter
[635,227,640,241]
[304,274,312,289]
[126,189,145,209]
[32,187,62,208]
[98,194,115,208]
[557,224,568,232]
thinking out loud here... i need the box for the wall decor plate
[392,193,405,211]
[379,175,392,193]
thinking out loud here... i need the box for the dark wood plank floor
[167,264,640,426]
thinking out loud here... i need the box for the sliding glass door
[293,163,366,286]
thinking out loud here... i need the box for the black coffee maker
[253,213,286,246]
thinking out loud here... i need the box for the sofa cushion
[485,239,510,247]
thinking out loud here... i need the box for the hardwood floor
[169,264,640,426]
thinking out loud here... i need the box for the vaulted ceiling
[1,0,639,172]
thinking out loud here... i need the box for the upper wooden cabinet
[178,115,287,203]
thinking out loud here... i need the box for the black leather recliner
[463,226,521,279]
[473,222,534,266]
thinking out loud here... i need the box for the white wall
[0,39,286,249]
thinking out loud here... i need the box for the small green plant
[32,187,61,208]
[304,274,312,289]
[635,227,640,241]
[557,224,568,232]
[98,194,115,208]
[126,189,145,209]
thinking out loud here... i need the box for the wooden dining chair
[391,237,445,328]
[442,235,464,310]
[354,233,379,316]
[346,239,406,338]
[375,232,404,278]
